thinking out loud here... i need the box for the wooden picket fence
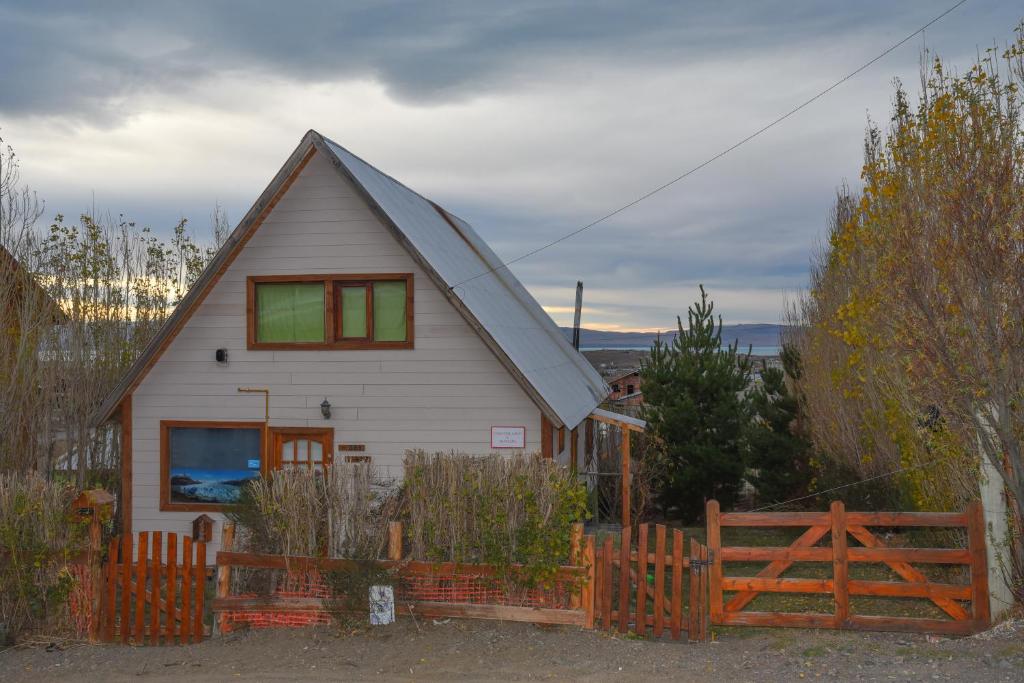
[706,499,991,635]
[99,531,209,644]
[594,523,709,641]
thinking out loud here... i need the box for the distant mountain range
[560,324,788,349]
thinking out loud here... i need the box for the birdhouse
[71,489,115,522]
[192,514,215,543]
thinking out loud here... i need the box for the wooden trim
[120,395,132,536]
[160,420,266,512]
[540,413,553,459]
[719,511,830,527]
[557,427,565,454]
[247,273,414,350]
[569,427,578,473]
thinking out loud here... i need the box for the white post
[979,453,1015,621]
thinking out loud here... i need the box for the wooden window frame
[160,420,266,513]
[247,273,414,350]
[269,426,335,471]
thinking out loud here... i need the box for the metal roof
[97,131,607,428]
[319,134,607,428]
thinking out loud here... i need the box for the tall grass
[403,450,588,583]
[0,472,87,643]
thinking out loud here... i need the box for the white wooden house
[96,130,608,550]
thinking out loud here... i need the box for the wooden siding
[131,152,544,558]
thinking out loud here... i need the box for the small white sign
[369,585,394,626]
[247,459,261,470]
[490,426,526,449]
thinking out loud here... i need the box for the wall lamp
[320,398,332,419]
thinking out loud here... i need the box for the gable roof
[96,130,607,428]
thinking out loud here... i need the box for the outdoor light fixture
[215,348,228,363]
[320,398,331,419]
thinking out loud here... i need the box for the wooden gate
[594,523,708,641]
[100,531,208,644]
[706,500,991,635]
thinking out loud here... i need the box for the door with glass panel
[270,427,334,471]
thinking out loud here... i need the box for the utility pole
[572,281,583,350]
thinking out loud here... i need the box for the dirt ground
[2,618,1022,682]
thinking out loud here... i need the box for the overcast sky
[2,1,1021,331]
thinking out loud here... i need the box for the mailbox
[192,514,215,543]
[71,489,115,522]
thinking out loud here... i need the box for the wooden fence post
[215,522,235,636]
[705,500,722,624]
[582,534,596,629]
[569,522,583,609]
[671,529,683,640]
[966,500,991,630]
[388,521,403,561]
[617,525,631,633]
[87,511,103,642]
[621,430,631,529]
[635,523,648,635]
[830,500,849,628]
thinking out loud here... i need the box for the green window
[373,281,407,342]
[340,285,368,338]
[255,281,325,343]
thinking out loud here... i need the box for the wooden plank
[966,500,991,628]
[635,524,648,635]
[699,543,709,641]
[723,525,830,613]
[402,601,587,627]
[166,533,177,645]
[216,523,235,636]
[602,536,613,630]
[671,529,683,640]
[569,523,583,610]
[540,413,553,459]
[846,511,967,527]
[120,534,131,644]
[720,577,834,594]
[847,547,971,564]
[134,531,148,642]
[618,526,631,633]
[719,611,835,629]
[582,535,596,629]
[845,615,977,636]
[653,524,666,637]
[621,432,631,528]
[721,547,832,562]
[719,511,830,527]
[831,501,849,627]
[706,500,723,623]
[105,538,118,643]
[847,580,971,600]
[150,531,162,644]
[688,539,699,640]
[194,542,206,642]
[847,525,969,621]
[181,537,192,643]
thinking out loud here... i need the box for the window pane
[256,282,325,343]
[168,427,262,504]
[373,281,407,341]
[341,286,367,338]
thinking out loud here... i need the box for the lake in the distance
[581,345,781,356]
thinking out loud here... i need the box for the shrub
[402,450,588,586]
[0,472,87,643]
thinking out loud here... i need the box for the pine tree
[746,348,813,507]
[640,285,751,521]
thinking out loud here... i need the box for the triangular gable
[97,131,607,427]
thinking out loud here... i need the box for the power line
[750,452,956,512]
[449,0,970,290]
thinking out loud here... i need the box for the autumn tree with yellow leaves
[789,25,1024,595]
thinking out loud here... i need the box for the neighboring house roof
[96,130,607,428]
[0,245,66,322]
[612,391,643,401]
[607,368,641,385]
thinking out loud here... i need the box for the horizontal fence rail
[706,499,990,636]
